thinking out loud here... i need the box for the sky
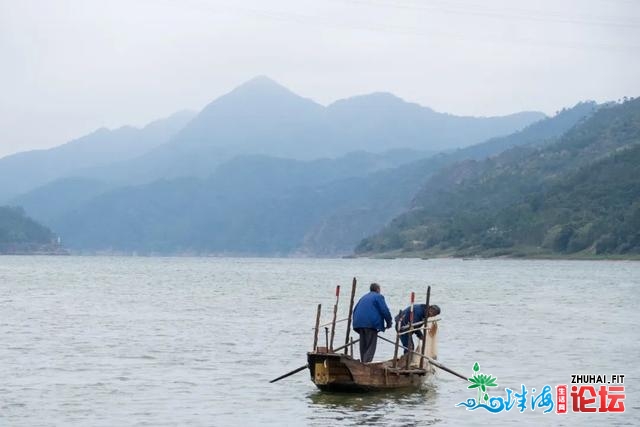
[1,0,639,158]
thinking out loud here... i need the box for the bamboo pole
[377,335,467,381]
[420,286,431,369]
[329,285,340,351]
[392,309,401,368]
[269,365,309,383]
[343,278,357,353]
[312,304,322,351]
[334,338,359,353]
[406,291,415,369]
[270,339,362,383]
[397,320,429,335]
[317,317,348,329]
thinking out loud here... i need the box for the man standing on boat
[395,304,441,354]
[352,283,393,363]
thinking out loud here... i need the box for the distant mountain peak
[242,75,281,87]
[199,75,323,114]
[228,75,298,98]
[330,91,404,105]
[328,91,435,114]
[356,91,403,101]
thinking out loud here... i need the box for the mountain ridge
[355,98,640,258]
[86,76,545,184]
[1,77,546,201]
[0,110,196,202]
[23,101,595,255]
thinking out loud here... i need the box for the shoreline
[353,249,640,261]
[1,251,638,261]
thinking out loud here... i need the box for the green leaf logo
[466,362,499,404]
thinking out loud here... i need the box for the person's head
[428,304,441,317]
[370,283,381,293]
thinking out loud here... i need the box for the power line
[168,0,640,52]
[334,0,640,29]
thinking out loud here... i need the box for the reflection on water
[306,383,442,426]
[307,386,435,408]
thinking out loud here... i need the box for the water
[0,256,638,426]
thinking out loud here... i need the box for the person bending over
[395,304,441,354]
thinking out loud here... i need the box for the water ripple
[0,256,638,426]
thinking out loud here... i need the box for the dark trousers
[355,328,378,362]
[400,333,413,354]
[400,331,422,354]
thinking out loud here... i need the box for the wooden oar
[269,339,360,383]
[269,364,309,383]
[377,335,467,381]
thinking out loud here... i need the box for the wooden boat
[269,279,467,390]
[306,278,440,392]
[307,348,437,392]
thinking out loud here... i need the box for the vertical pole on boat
[344,278,357,354]
[406,291,415,369]
[312,303,322,351]
[392,309,401,368]
[419,286,431,369]
[329,285,340,351]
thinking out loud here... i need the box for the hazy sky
[1,0,639,158]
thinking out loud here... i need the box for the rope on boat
[313,317,349,329]
[314,316,439,331]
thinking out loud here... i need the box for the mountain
[10,177,113,227]
[174,75,546,158]
[95,76,545,184]
[42,150,429,254]
[31,102,592,255]
[326,92,544,154]
[298,101,597,254]
[1,77,544,200]
[0,206,64,254]
[355,98,640,257]
[451,101,598,160]
[0,110,195,202]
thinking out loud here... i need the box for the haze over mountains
[0,77,543,202]
[32,100,590,255]
[0,110,196,201]
[4,76,632,257]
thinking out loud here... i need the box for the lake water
[0,256,638,426]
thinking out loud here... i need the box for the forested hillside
[356,98,640,258]
[0,206,64,254]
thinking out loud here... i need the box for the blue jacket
[396,304,427,339]
[352,291,393,332]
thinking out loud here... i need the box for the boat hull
[307,352,429,392]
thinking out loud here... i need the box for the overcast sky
[1,0,639,158]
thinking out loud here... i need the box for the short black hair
[370,283,380,292]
